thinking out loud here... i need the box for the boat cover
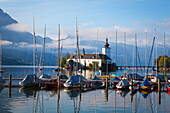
[60,74,68,79]
[140,78,152,87]
[92,76,103,80]
[39,74,51,79]
[19,74,41,86]
[65,75,87,85]
[127,73,143,80]
[110,77,121,81]
[117,79,130,87]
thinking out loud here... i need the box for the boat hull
[139,86,151,90]
[167,87,170,91]
[63,83,82,88]
[116,85,129,89]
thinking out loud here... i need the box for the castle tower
[102,38,111,58]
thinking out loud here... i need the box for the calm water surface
[0,87,170,113]
[0,67,170,113]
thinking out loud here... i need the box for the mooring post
[158,78,161,92]
[106,77,109,89]
[130,79,133,102]
[158,90,161,104]
[8,75,12,88]
[57,75,60,89]
[8,75,12,98]
[79,76,82,89]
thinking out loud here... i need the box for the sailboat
[19,18,41,87]
[64,18,89,88]
[90,76,104,88]
[139,78,152,90]
[64,75,87,88]
[116,78,130,89]
[38,25,52,80]
[0,32,6,86]
[41,24,61,88]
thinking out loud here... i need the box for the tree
[154,55,170,67]
[60,56,66,67]
[65,52,70,59]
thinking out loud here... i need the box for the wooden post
[79,76,82,89]
[8,75,12,98]
[158,79,161,92]
[106,77,108,89]
[8,75,12,88]
[158,91,161,105]
[57,75,60,89]
[130,79,133,102]
[105,88,108,102]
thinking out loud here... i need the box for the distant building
[67,38,112,68]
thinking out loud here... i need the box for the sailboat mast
[115,29,117,63]
[124,32,126,68]
[155,29,158,76]
[33,17,36,74]
[76,18,80,74]
[95,30,99,71]
[58,24,60,73]
[42,25,46,74]
[135,34,137,74]
[164,32,166,74]
[145,31,147,71]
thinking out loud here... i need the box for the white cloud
[81,21,95,27]
[5,23,31,32]
[153,18,170,30]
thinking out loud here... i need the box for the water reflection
[139,90,151,98]
[0,87,4,93]
[116,89,130,97]
[0,87,170,113]
[64,88,81,113]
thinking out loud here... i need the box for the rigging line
[146,37,155,74]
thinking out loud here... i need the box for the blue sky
[0,0,170,48]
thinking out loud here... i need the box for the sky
[0,0,170,48]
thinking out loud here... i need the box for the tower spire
[104,37,109,48]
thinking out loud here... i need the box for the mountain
[0,8,52,45]
[0,8,17,27]
[0,8,54,65]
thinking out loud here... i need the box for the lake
[0,66,170,113]
[0,87,170,113]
